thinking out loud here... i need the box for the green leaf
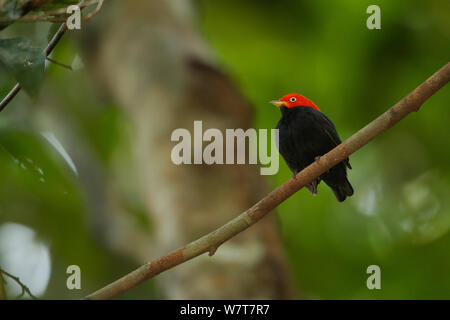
[0,37,45,97]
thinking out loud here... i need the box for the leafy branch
[0,0,53,30]
[0,0,103,23]
[85,62,450,300]
[0,267,38,299]
[0,0,103,112]
[0,22,67,111]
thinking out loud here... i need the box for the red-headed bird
[271,94,353,202]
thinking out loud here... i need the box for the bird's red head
[270,93,320,111]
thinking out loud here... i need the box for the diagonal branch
[85,62,450,300]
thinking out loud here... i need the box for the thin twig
[0,83,22,112]
[45,22,68,56]
[82,0,103,21]
[85,62,450,300]
[46,57,72,70]
[0,268,38,299]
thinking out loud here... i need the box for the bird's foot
[315,156,321,162]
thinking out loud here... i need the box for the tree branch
[85,62,450,300]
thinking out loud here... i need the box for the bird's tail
[331,178,354,202]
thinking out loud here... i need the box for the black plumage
[276,105,353,202]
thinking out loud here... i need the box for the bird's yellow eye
[289,97,297,102]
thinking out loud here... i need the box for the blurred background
[0,0,449,299]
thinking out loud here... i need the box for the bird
[270,93,353,202]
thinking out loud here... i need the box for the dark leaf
[0,37,45,97]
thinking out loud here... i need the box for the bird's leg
[292,170,299,179]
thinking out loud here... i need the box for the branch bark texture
[85,62,450,300]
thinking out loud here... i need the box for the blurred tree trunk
[78,0,297,299]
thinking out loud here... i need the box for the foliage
[0,37,45,96]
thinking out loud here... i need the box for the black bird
[271,93,354,202]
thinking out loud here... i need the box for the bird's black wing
[312,110,352,169]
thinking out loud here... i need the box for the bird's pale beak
[269,100,286,108]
